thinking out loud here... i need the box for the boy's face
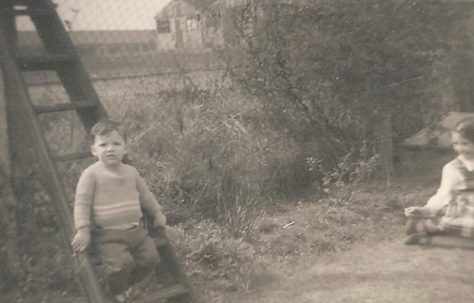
[452,131,474,160]
[91,130,127,167]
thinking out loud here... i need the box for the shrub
[100,76,305,231]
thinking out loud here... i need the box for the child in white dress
[405,118,474,244]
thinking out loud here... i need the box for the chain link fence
[15,0,288,226]
[10,0,278,297]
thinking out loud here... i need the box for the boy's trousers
[92,226,160,294]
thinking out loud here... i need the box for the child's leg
[405,218,441,235]
[94,231,136,295]
[404,218,444,245]
[405,232,428,245]
[405,218,423,235]
[129,234,160,285]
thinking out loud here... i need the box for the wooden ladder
[0,1,199,302]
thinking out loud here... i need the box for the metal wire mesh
[14,0,230,197]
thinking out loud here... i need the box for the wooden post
[0,0,22,287]
[0,51,22,288]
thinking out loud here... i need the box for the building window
[206,11,222,29]
[243,8,255,26]
[186,14,200,31]
[234,8,254,34]
[157,19,171,33]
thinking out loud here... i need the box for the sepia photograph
[2,0,474,302]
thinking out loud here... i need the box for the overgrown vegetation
[1,0,473,301]
[210,0,473,177]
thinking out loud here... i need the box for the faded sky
[18,0,173,30]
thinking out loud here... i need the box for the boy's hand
[404,207,429,218]
[71,228,91,252]
[149,212,167,238]
[153,212,167,228]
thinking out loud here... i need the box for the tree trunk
[374,111,394,187]
[452,50,474,112]
[451,9,474,112]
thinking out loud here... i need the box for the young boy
[71,119,166,302]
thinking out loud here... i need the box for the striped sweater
[74,162,162,230]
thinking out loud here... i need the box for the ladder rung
[1,8,53,16]
[34,101,98,114]
[16,54,75,71]
[53,151,92,162]
[140,284,189,303]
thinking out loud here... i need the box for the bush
[101,76,307,228]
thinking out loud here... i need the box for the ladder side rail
[0,23,108,303]
[156,229,204,303]
[4,2,201,301]
[28,0,108,131]
[0,1,17,53]
[0,4,22,279]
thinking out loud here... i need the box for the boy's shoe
[406,219,440,236]
[125,287,132,299]
[114,288,132,302]
[114,293,127,303]
[405,219,422,235]
[404,232,427,245]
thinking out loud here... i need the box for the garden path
[227,238,474,303]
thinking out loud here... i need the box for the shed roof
[155,0,217,19]
[402,112,474,150]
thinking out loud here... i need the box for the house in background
[154,0,297,52]
[154,0,213,51]
[153,0,261,52]
[207,0,268,47]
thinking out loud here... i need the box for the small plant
[307,149,381,205]
[217,189,262,238]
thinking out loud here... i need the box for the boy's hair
[90,119,127,142]
[455,117,474,143]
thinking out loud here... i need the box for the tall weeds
[96,74,301,236]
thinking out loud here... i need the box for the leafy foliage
[210,0,472,161]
